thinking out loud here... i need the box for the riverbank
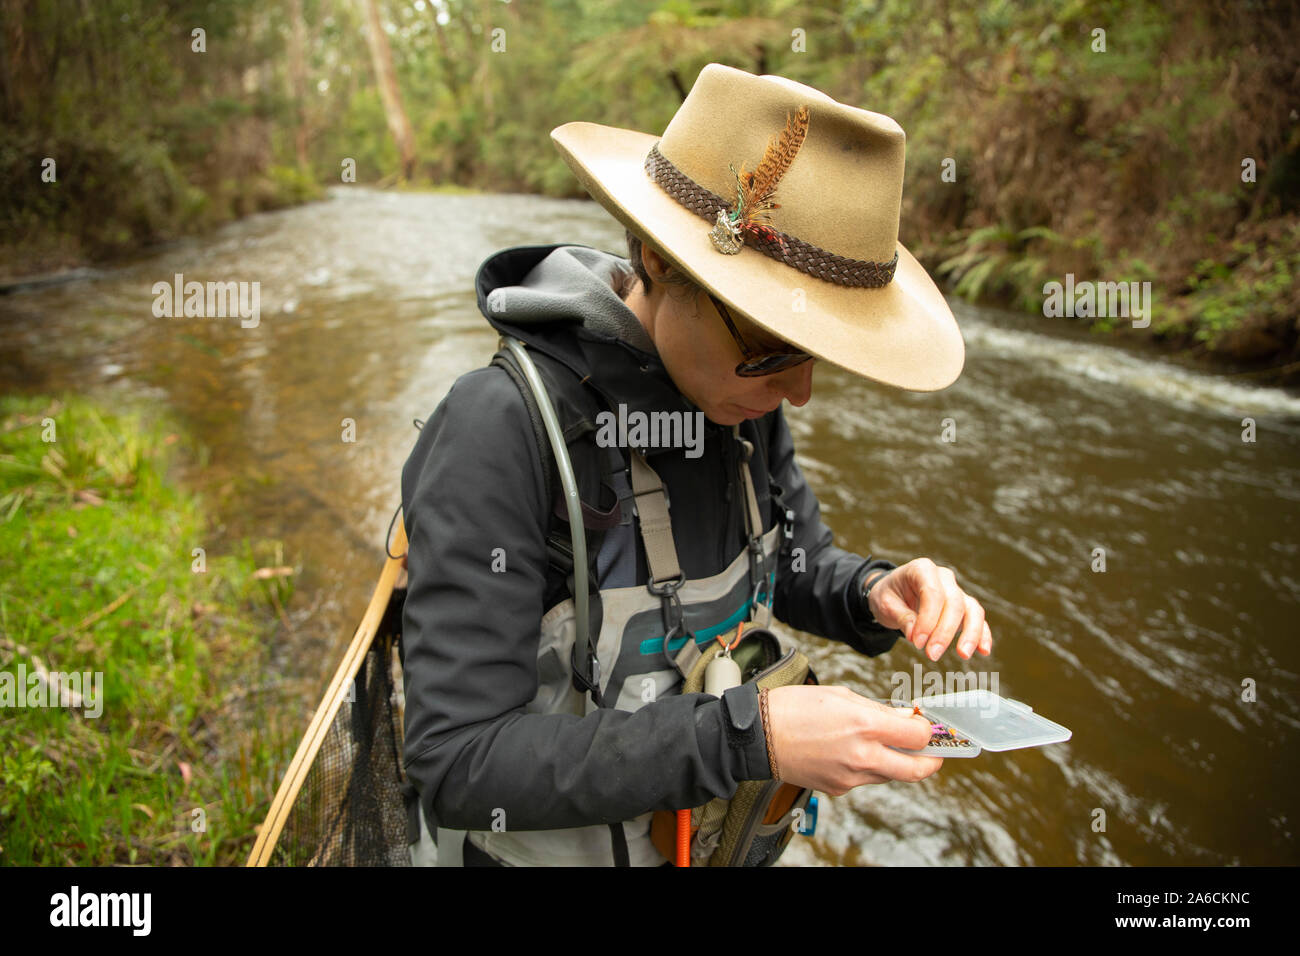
[6,181,1295,387]
[0,394,301,865]
[905,215,1300,387]
[0,165,322,288]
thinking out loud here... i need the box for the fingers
[955,595,987,660]
[921,569,967,661]
[865,748,944,784]
[906,559,946,649]
[842,701,943,788]
[900,559,993,661]
[861,698,934,750]
[910,563,961,660]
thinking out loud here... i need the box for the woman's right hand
[763,685,941,795]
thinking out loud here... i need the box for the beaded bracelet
[759,686,780,781]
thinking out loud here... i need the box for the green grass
[935,224,1072,314]
[0,394,299,865]
[1179,224,1300,347]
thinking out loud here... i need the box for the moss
[0,394,299,865]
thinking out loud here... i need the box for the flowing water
[3,186,1297,866]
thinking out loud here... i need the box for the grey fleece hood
[480,244,656,354]
[474,244,720,437]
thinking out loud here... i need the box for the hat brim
[552,121,965,392]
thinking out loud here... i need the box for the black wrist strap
[862,567,891,626]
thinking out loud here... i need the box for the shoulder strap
[628,448,682,588]
[752,414,796,566]
[489,348,557,528]
[491,335,629,866]
[489,349,576,592]
[490,338,615,707]
[628,428,770,680]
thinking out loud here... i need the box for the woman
[400,64,992,867]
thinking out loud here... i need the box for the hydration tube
[500,335,591,689]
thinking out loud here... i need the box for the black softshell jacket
[400,243,902,836]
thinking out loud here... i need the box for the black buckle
[570,643,603,706]
[661,620,690,672]
[779,507,795,557]
[646,571,685,597]
[648,574,692,668]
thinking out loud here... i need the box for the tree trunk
[288,0,309,169]
[423,3,462,102]
[476,0,493,128]
[357,0,417,181]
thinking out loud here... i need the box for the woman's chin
[703,403,757,427]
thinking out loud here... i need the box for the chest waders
[432,336,801,866]
[629,404,818,867]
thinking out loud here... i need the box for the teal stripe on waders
[637,573,775,656]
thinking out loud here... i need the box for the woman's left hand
[865,558,992,661]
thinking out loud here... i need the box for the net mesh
[267,587,411,867]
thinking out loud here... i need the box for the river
[2,186,1297,866]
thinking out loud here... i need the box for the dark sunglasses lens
[737,353,813,377]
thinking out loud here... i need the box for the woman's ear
[641,244,697,300]
[641,243,671,282]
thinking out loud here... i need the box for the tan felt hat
[550,63,965,391]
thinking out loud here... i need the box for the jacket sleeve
[400,366,771,833]
[764,405,905,656]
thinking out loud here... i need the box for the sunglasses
[705,292,813,378]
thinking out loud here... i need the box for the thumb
[872,585,916,637]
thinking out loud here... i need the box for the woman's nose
[775,359,815,408]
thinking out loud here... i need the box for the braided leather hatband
[644,142,899,289]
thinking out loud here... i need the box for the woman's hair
[625,228,697,297]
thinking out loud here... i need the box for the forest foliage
[2,0,1296,369]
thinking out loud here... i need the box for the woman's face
[656,287,815,426]
[628,248,816,427]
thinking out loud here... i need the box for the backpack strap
[489,348,557,533]
[628,448,697,679]
[628,428,771,680]
[750,415,797,575]
[733,425,774,629]
[491,337,610,704]
[493,336,629,867]
[489,349,584,620]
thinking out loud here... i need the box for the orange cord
[676,809,690,867]
[679,620,747,867]
[717,619,744,652]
